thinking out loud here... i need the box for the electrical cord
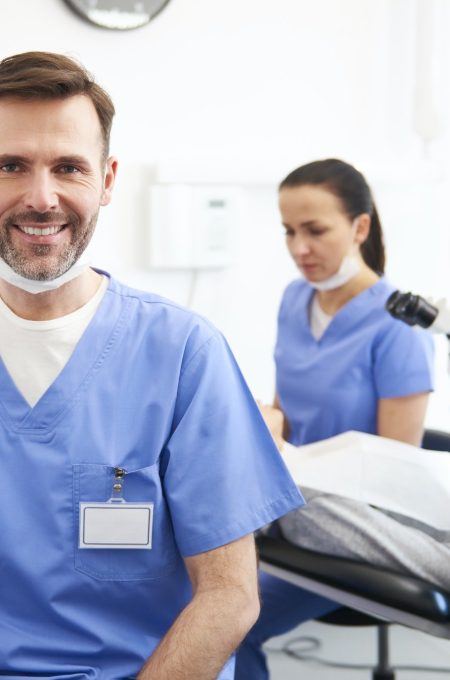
[265,635,450,674]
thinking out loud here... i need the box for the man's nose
[23,171,59,212]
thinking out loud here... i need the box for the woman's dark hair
[0,51,115,161]
[279,158,385,274]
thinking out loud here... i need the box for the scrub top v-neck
[0,277,128,432]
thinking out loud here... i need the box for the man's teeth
[20,226,63,236]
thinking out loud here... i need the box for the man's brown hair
[0,51,115,160]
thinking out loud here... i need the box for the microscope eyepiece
[386,291,438,329]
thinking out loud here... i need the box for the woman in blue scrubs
[235,158,435,679]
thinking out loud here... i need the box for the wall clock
[64,0,171,30]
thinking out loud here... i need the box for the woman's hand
[258,403,285,451]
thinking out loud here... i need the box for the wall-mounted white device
[147,184,239,269]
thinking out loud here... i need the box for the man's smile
[15,224,67,236]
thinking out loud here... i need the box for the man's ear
[354,213,371,245]
[100,156,118,206]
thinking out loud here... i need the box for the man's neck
[0,268,103,320]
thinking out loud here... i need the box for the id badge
[79,501,154,549]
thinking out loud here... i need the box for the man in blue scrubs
[0,52,303,680]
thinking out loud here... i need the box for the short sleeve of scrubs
[164,331,303,557]
[373,321,435,398]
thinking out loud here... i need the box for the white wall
[1,0,449,428]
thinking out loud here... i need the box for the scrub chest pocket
[73,463,179,580]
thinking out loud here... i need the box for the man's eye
[0,163,19,173]
[59,165,80,174]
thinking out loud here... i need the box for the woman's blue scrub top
[275,278,435,445]
[0,275,303,680]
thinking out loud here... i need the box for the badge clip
[109,467,126,503]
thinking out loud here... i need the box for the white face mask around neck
[310,254,361,291]
[0,255,91,295]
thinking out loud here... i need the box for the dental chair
[256,428,450,680]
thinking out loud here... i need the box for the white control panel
[147,184,239,269]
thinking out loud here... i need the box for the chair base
[373,624,395,680]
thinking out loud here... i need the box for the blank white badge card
[79,502,154,549]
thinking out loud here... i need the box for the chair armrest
[422,428,450,451]
[256,534,450,638]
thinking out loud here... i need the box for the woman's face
[279,184,363,283]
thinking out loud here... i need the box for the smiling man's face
[0,94,116,281]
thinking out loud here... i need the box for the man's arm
[137,533,260,680]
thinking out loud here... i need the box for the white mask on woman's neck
[310,254,361,291]
[0,254,90,295]
[309,218,361,292]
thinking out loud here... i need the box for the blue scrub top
[0,274,303,680]
[275,278,435,445]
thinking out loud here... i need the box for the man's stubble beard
[0,210,99,281]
